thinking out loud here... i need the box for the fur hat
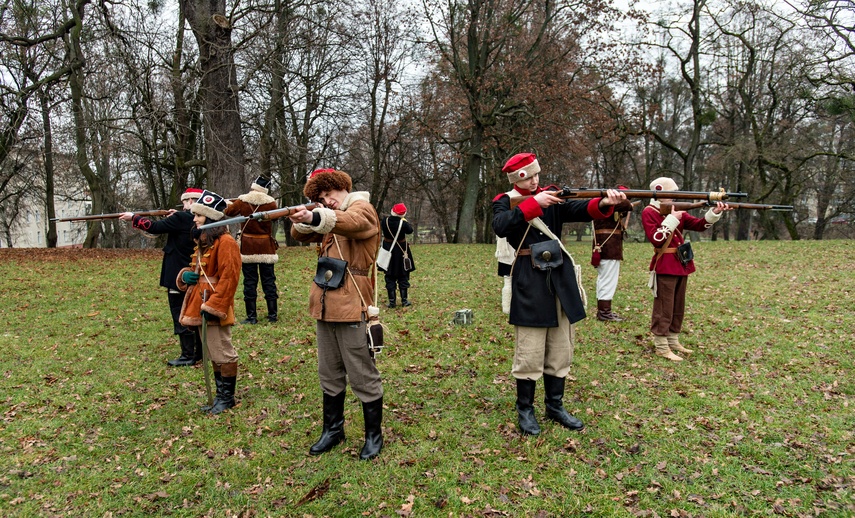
[250,176,272,194]
[303,169,353,203]
[650,177,679,192]
[392,203,407,216]
[181,187,204,201]
[502,153,541,184]
[191,190,228,221]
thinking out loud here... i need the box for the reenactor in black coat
[492,153,626,436]
[119,187,203,366]
[378,203,416,308]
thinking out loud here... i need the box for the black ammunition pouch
[314,256,348,290]
[677,242,694,267]
[530,240,564,270]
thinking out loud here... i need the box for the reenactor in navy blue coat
[120,187,203,366]
[492,153,626,436]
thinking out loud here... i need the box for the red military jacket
[641,200,721,276]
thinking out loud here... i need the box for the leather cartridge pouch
[530,240,564,270]
[677,242,694,267]
[313,256,348,289]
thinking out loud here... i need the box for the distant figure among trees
[379,203,416,308]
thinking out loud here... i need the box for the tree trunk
[457,124,484,244]
[39,89,57,248]
[66,0,106,248]
[180,0,245,197]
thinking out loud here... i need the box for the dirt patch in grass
[0,247,161,263]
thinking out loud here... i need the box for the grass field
[0,239,853,517]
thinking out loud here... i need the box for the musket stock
[507,187,747,210]
[52,209,172,222]
[198,202,320,230]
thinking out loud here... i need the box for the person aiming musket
[509,187,748,209]
[198,201,321,229]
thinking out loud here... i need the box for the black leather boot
[167,333,197,366]
[240,299,258,324]
[265,298,278,323]
[400,289,411,307]
[207,363,237,414]
[310,391,346,455]
[386,289,396,308]
[515,379,540,436]
[543,374,584,431]
[597,300,624,321]
[359,397,383,460]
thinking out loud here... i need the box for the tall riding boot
[386,288,396,308]
[359,397,384,460]
[515,379,541,436]
[265,298,278,323]
[309,391,346,455]
[168,332,197,366]
[207,362,237,414]
[667,333,692,354]
[654,335,683,361]
[543,374,585,431]
[240,299,258,324]
[400,289,411,307]
[597,300,624,321]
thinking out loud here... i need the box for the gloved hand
[200,310,219,323]
[181,271,200,285]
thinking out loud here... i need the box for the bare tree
[348,0,419,212]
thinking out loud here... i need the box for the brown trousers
[651,274,688,336]
[201,324,238,365]
[316,320,383,402]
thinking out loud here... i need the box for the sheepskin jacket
[223,191,279,264]
[290,192,381,322]
[176,233,242,326]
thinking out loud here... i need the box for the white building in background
[0,198,91,248]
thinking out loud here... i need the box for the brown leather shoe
[597,300,624,321]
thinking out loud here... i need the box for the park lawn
[0,239,852,517]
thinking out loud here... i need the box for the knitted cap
[502,153,541,184]
[181,187,204,201]
[650,177,679,192]
[392,203,407,216]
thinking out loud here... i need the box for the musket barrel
[198,202,319,230]
[728,203,794,211]
[51,209,171,222]
[557,188,748,200]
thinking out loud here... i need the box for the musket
[508,187,748,209]
[657,201,794,215]
[198,202,320,230]
[51,209,172,222]
[199,288,214,410]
